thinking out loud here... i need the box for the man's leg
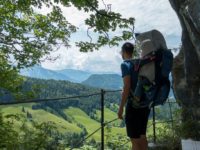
[139,107,150,150]
[139,135,148,150]
[130,138,141,150]
[130,135,148,150]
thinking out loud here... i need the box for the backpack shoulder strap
[135,52,156,72]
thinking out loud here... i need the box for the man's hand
[118,106,124,120]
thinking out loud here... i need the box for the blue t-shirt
[121,59,138,92]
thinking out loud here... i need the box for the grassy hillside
[0,104,82,134]
[64,107,101,140]
[95,107,122,126]
[0,104,126,142]
[63,107,126,142]
[0,103,177,149]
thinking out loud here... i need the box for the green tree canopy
[0,0,134,69]
[0,0,134,94]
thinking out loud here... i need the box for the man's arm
[118,75,131,119]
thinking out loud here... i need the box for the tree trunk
[169,0,200,139]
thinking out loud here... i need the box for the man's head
[121,42,134,60]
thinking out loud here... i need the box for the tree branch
[84,0,127,21]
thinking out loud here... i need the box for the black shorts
[125,102,150,139]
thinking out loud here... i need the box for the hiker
[118,42,150,150]
[118,30,173,150]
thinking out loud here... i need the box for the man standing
[118,42,150,150]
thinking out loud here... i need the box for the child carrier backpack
[139,49,173,108]
[130,30,173,108]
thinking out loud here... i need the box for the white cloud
[42,44,122,73]
[41,0,182,73]
[59,5,89,29]
[106,0,181,36]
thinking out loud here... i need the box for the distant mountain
[20,66,92,83]
[82,74,123,90]
[20,65,75,82]
[56,69,92,83]
[19,65,175,98]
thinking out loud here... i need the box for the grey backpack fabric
[141,49,173,108]
[131,29,173,108]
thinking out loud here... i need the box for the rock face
[169,0,200,138]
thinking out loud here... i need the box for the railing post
[168,99,175,138]
[153,106,156,143]
[101,89,105,150]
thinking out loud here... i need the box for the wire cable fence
[69,118,119,150]
[0,92,102,105]
[0,89,179,149]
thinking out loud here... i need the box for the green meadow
[0,104,127,142]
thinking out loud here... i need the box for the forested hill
[21,77,121,115]
[82,74,123,90]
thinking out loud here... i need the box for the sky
[40,0,182,74]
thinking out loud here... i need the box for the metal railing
[0,89,179,149]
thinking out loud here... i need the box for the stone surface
[169,0,200,138]
[182,139,200,150]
